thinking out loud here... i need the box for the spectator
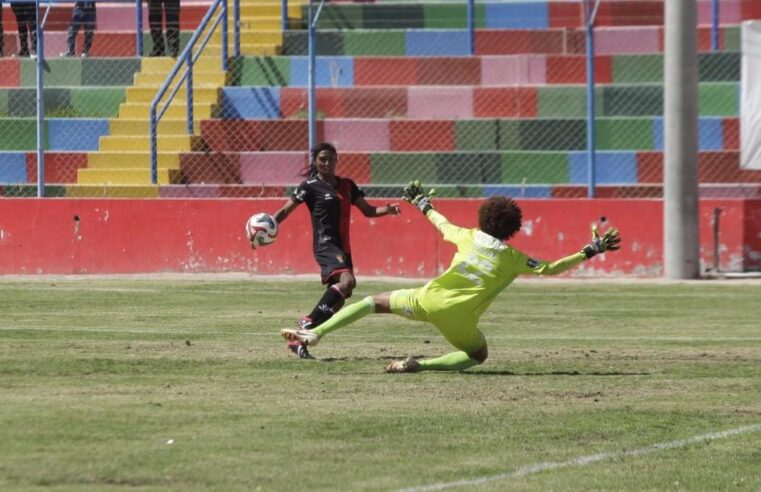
[11,0,36,58]
[1,1,4,57]
[61,1,96,58]
[148,0,180,57]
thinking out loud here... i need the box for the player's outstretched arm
[272,198,299,225]
[526,225,622,276]
[355,197,401,217]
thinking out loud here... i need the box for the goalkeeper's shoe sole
[282,328,320,347]
[384,357,421,373]
[286,341,315,359]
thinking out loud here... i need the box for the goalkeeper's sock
[307,285,346,327]
[312,296,375,337]
[418,351,480,372]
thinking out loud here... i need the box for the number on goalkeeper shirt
[456,252,495,286]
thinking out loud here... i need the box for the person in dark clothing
[11,0,36,57]
[148,0,180,57]
[62,1,96,57]
[1,1,5,57]
[266,142,401,359]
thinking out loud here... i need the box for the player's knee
[469,345,488,364]
[339,276,356,297]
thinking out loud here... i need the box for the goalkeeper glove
[582,225,621,259]
[402,180,436,214]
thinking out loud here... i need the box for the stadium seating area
[1,0,761,197]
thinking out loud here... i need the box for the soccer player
[281,180,621,372]
[267,142,401,359]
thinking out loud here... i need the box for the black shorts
[315,244,353,285]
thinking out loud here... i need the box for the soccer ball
[246,213,278,248]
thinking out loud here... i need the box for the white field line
[2,325,761,342]
[398,424,761,492]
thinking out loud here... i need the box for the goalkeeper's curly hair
[478,196,522,241]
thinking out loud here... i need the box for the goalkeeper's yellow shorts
[389,288,486,355]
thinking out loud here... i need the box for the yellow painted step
[125,86,219,104]
[87,152,181,169]
[238,4,302,17]
[239,17,282,30]
[140,57,221,73]
[99,135,201,152]
[211,30,283,44]
[77,168,181,185]
[133,71,227,87]
[109,119,199,136]
[118,103,214,119]
[200,44,281,56]
[65,185,161,198]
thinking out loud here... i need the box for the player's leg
[282,291,394,346]
[386,317,488,373]
[296,248,354,329]
[286,250,352,358]
[303,270,353,328]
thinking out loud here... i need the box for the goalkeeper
[282,181,621,373]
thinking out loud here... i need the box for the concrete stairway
[76,0,305,192]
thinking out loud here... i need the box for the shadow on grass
[319,354,426,363]
[465,370,650,376]
[315,357,649,376]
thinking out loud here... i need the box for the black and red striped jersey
[292,176,365,255]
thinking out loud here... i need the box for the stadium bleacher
[1,0,761,197]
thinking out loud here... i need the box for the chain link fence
[1,1,759,199]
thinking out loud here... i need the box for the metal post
[307,0,316,150]
[136,0,143,56]
[36,0,45,197]
[710,0,720,52]
[584,0,599,198]
[150,108,158,184]
[234,0,241,57]
[186,57,194,135]
[281,0,288,31]
[222,0,229,71]
[664,0,700,278]
[466,0,475,56]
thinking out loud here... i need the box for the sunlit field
[1,277,760,491]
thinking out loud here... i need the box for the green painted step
[18,58,142,87]
[612,53,739,84]
[435,152,502,184]
[0,119,37,150]
[537,83,737,118]
[501,152,569,184]
[595,118,654,150]
[370,153,438,184]
[230,56,290,86]
[343,31,406,56]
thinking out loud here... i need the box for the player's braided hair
[300,142,338,178]
[478,196,522,241]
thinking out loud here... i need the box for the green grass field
[1,277,760,491]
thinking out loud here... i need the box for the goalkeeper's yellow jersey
[417,210,586,319]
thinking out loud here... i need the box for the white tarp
[741,21,761,169]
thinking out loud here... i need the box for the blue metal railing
[149,0,240,183]
[710,0,720,52]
